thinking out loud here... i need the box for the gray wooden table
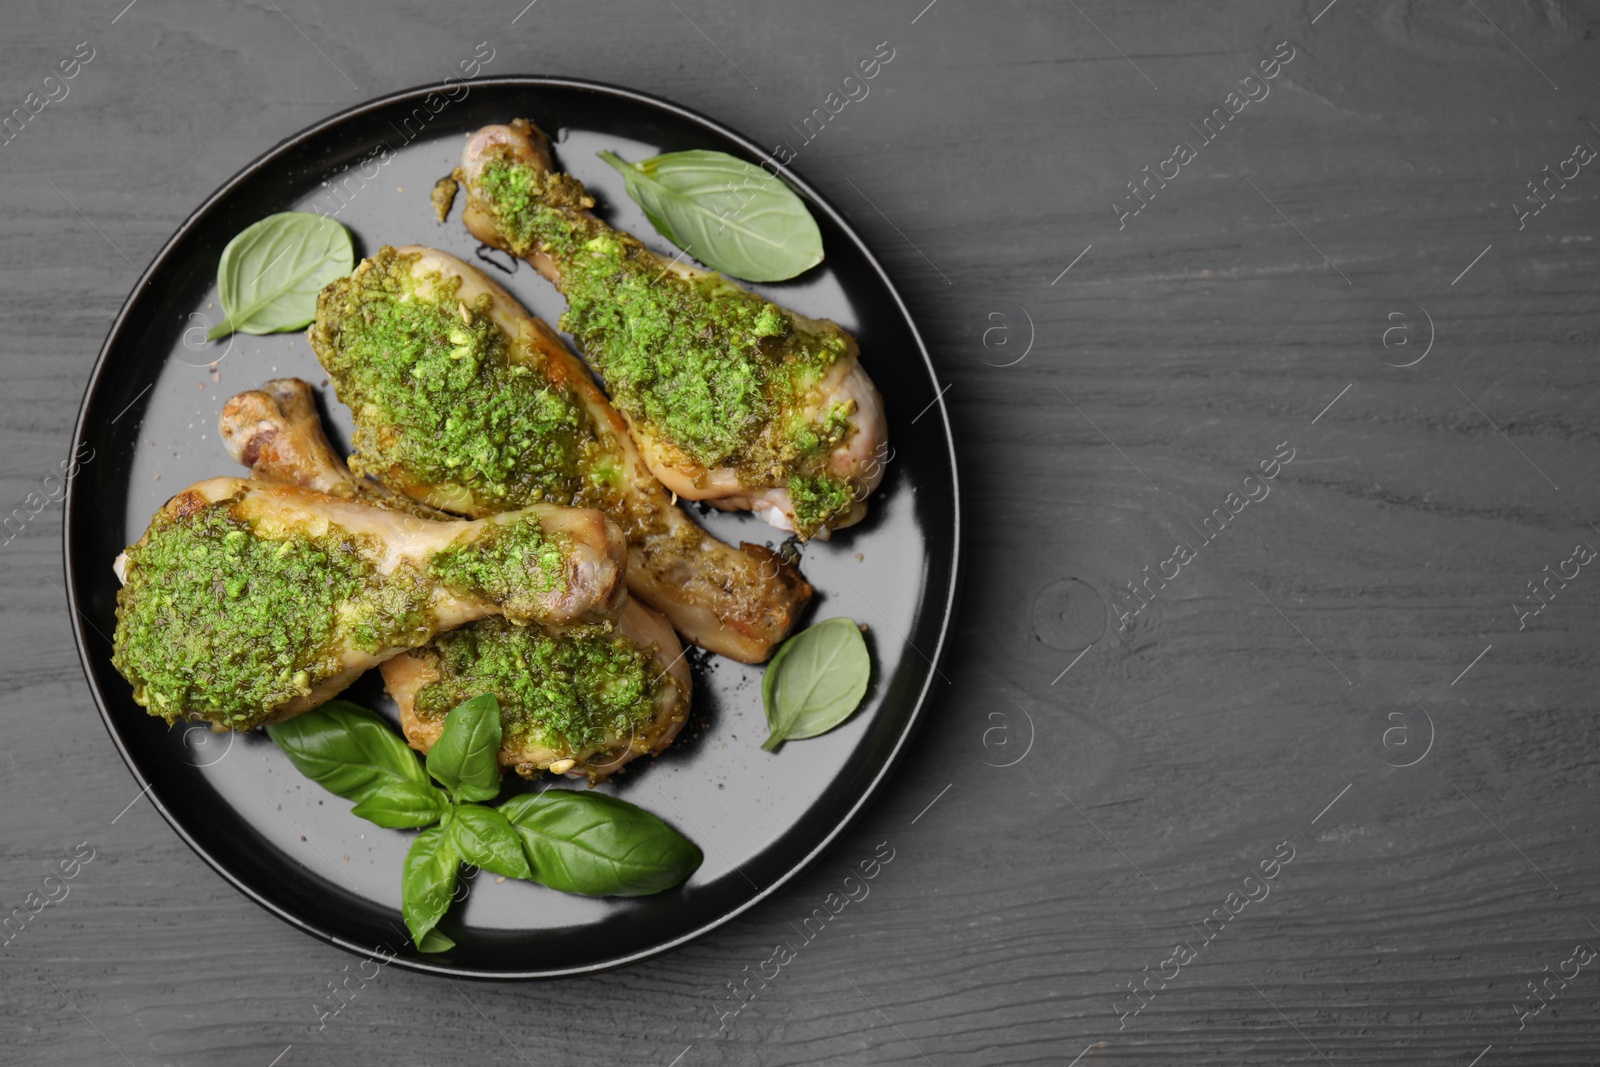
[5,1,1598,1063]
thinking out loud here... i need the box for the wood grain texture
[3,0,1599,1063]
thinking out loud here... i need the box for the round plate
[64,77,959,978]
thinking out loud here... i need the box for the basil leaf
[416,928,456,954]
[401,826,460,949]
[267,700,436,802]
[425,694,503,803]
[207,211,353,340]
[350,781,452,829]
[760,617,871,751]
[450,804,533,880]
[498,790,702,897]
[598,149,823,283]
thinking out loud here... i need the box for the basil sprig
[598,149,823,283]
[400,826,460,953]
[268,700,448,829]
[267,697,702,953]
[450,805,532,881]
[207,211,353,340]
[423,693,502,803]
[499,790,704,897]
[760,617,872,751]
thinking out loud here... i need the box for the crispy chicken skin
[111,477,626,730]
[222,378,690,782]
[454,119,888,540]
[307,245,811,663]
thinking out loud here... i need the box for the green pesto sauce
[427,514,570,614]
[310,246,605,513]
[475,158,859,533]
[346,568,434,653]
[112,498,429,730]
[788,473,856,534]
[414,617,659,753]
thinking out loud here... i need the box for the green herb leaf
[401,826,460,949]
[598,149,823,283]
[416,928,456,953]
[760,617,871,751]
[267,700,438,803]
[498,790,702,897]
[349,781,452,829]
[207,211,353,340]
[425,694,503,803]
[450,804,534,880]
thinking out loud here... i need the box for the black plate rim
[63,74,961,979]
